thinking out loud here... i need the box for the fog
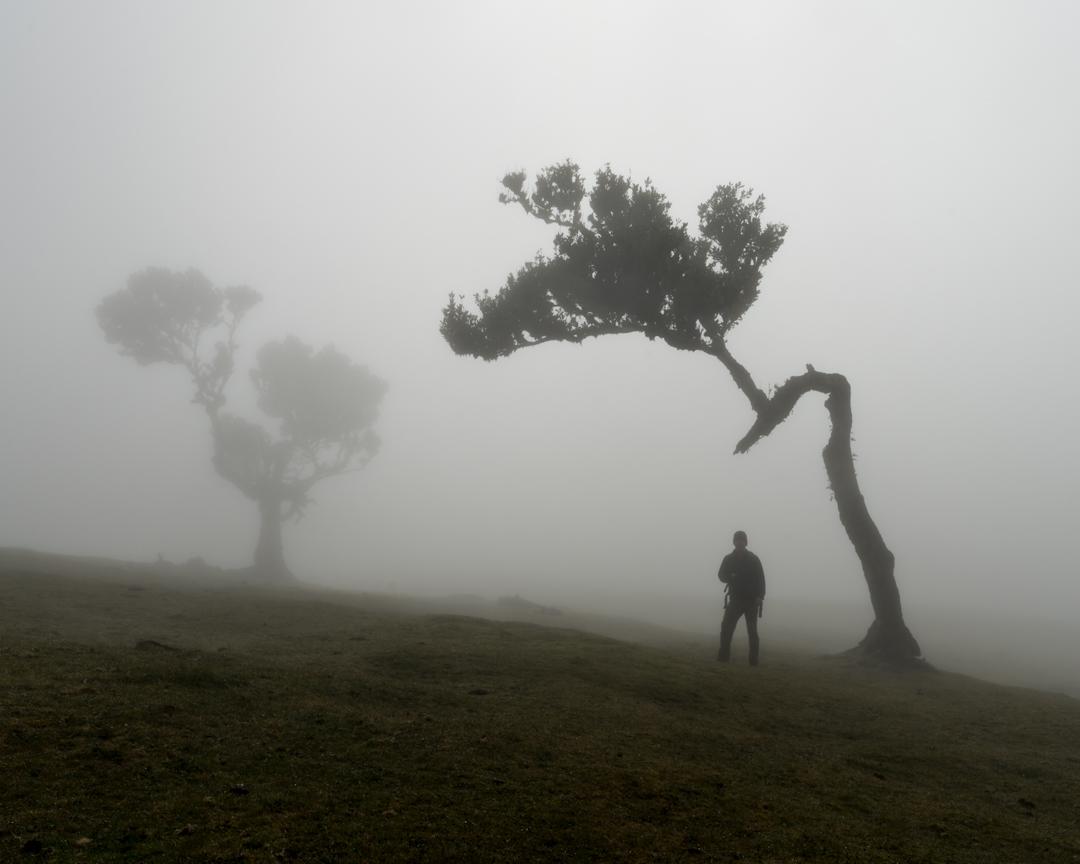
[2,3,1078,684]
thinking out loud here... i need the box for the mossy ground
[1,552,1078,862]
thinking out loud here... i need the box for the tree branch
[496,323,642,357]
[500,185,593,238]
[733,364,840,454]
[711,341,771,414]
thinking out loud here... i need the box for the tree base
[845,619,929,668]
[252,561,295,583]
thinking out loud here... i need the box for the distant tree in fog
[98,268,385,580]
[441,163,920,661]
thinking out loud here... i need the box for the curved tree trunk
[714,348,922,661]
[254,496,293,581]
[818,382,921,660]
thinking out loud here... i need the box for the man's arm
[756,556,766,617]
[718,552,733,584]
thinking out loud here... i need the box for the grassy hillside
[1,550,1078,862]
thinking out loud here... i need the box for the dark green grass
[1,553,1078,862]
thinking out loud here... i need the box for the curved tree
[441,162,920,660]
[98,268,385,580]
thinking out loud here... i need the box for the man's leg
[719,603,739,661]
[744,606,760,666]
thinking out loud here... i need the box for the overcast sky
[2,1,1078,642]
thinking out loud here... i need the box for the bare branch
[710,342,771,414]
[733,366,842,454]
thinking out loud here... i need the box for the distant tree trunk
[720,350,922,661]
[254,496,292,581]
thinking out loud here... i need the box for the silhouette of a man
[717,530,766,665]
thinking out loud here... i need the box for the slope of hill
[1,550,1078,862]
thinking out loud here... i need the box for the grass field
[1,549,1078,862]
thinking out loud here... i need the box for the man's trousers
[719,596,760,665]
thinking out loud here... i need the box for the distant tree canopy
[98,268,385,580]
[442,162,921,661]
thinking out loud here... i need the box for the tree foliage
[237,338,384,516]
[442,161,787,360]
[97,267,261,412]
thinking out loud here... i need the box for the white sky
[2,1,1078,638]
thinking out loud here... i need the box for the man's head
[733,530,748,549]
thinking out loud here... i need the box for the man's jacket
[718,549,766,603]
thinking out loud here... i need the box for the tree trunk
[819,382,921,661]
[254,496,293,581]
[720,353,922,662]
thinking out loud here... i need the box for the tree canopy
[97,267,261,412]
[442,162,787,361]
[217,337,384,517]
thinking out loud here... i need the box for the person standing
[717,530,766,665]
